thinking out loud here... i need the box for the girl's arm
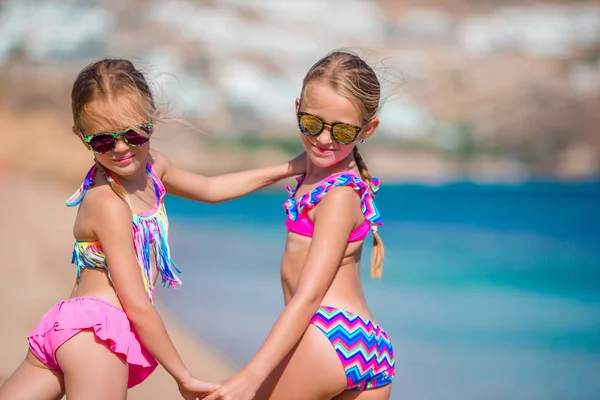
[151,149,306,203]
[205,186,361,400]
[91,192,217,396]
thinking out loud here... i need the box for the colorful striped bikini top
[66,163,181,302]
[283,171,383,242]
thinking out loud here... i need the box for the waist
[70,270,123,310]
[282,264,371,316]
[74,259,160,285]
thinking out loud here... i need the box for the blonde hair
[71,58,159,133]
[300,50,385,279]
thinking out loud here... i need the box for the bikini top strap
[65,163,133,208]
[146,163,166,201]
[102,168,133,209]
[66,164,97,207]
[284,175,303,196]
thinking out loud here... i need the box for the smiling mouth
[114,154,134,162]
[312,144,334,152]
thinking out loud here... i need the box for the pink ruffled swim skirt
[28,296,157,388]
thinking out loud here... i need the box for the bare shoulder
[79,181,131,224]
[321,185,361,207]
[148,148,171,178]
[314,185,362,222]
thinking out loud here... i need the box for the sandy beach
[0,172,235,399]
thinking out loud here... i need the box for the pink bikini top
[283,171,383,242]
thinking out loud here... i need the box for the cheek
[334,144,355,161]
[136,142,150,156]
[93,152,112,167]
[299,133,312,150]
[121,140,150,160]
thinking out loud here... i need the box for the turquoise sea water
[160,181,600,400]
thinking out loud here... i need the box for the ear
[295,97,300,114]
[360,118,379,140]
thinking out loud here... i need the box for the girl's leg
[55,330,129,400]
[0,350,65,400]
[255,325,348,400]
[333,385,392,400]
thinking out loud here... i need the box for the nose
[316,125,333,145]
[113,136,130,152]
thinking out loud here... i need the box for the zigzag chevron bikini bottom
[310,306,396,391]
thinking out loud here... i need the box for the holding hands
[178,376,221,400]
[203,368,262,400]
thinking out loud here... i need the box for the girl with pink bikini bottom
[0,58,305,400]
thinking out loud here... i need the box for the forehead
[301,82,362,125]
[80,95,148,134]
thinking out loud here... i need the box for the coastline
[0,173,235,398]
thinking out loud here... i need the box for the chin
[99,155,145,176]
[307,153,341,168]
[111,163,142,176]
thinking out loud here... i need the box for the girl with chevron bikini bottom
[205,50,395,400]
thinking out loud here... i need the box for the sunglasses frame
[82,122,154,154]
[297,112,364,145]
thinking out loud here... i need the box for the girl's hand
[204,370,261,400]
[178,376,220,400]
[287,152,307,176]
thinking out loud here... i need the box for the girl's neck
[105,164,148,193]
[305,152,358,181]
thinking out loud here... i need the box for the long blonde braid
[353,147,385,279]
